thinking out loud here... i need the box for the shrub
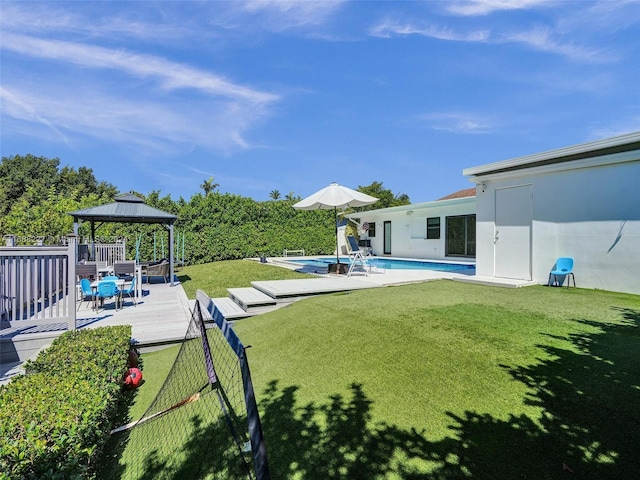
[0,326,131,479]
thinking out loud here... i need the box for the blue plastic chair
[95,280,120,311]
[120,277,137,307]
[78,278,94,310]
[548,257,576,288]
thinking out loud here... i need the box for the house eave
[344,196,475,218]
[463,131,640,178]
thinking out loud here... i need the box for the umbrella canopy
[293,182,378,268]
[292,182,378,210]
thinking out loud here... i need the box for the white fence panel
[0,241,76,330]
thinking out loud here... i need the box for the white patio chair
[346,235,370,277]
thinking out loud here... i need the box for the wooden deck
[74,281,193,346]
[1,281,193,382]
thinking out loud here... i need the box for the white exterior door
[494,185,532,280]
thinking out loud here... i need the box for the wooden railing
[78,241,126,266]
[0,238,77,330]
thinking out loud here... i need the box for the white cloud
[502,26,609,63]
[589,119,640,141]
[419,112,494,134]
[0,79,267,155]
[370,19,490,42]
[370,18,608,63]
[2,33,278,104]
[240,0,346,30]
[0,2,207,43]
[0,87,70,145]
[0,4,286,164]
[445,0,556,16]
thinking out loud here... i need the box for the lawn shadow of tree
[260,307,640,479]
[428,306,640,479]
[259,381,437,479]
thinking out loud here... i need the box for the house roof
[463,131,640,178]
[344,189,475,218]
[68,193,177,225]
[438,188,476,200]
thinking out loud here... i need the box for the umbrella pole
[335,207,340,271]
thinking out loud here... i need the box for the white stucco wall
[473,156,640,294]
[353,198,475,260]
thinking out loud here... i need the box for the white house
[463,131,640,295]
[344,189,476,261]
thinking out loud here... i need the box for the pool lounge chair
[346,235,370,277]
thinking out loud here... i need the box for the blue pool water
[286,257,475,273]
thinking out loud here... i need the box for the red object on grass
[125,367,143,388]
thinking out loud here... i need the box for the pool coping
[257,256,536,289]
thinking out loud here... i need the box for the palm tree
[269,189,281,200]
[200,177,219,196]
[285,191,299,202]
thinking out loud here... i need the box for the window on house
[426,217,440,239]
[367,222,376,237]
[445,215,476,257]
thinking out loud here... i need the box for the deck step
[211,297,253,319]
[227,287,278,314]
[252,277,376,300]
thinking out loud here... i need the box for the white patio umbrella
[293,182,378,269]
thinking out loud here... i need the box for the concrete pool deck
[267,256,537,288]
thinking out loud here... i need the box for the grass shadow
[433,306,640,479]
[260,307,640,479]
[260,381,437,479]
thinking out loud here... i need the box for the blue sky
[1,0,639,203]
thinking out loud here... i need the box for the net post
[241,348,271,480]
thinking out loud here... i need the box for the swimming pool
[285,257,475,273]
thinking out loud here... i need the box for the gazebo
[68,193,178,286]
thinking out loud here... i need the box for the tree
[269,190,281,200]
[284,192,300,202]
[58,166,117,199]
[357,181,411,210]
[0,154,117,217]
[0,154,60,215]
[200,177,219,196]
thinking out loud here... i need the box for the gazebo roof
[68,192,177,224]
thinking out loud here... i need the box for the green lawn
[234,281,640,479]
[178,259,312,299]
[114,262,640,479]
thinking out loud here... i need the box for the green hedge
[0,326,132,480]
[117,193,338,266]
